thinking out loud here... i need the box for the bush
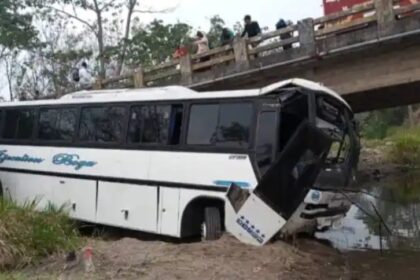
[388,129,420,167]
[0,198,80,270]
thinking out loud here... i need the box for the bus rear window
[187,103,253,148]
[3,109,35,140]
[79,106,126,143]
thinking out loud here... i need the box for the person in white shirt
[79,62,94,86]
[194,31,209,55]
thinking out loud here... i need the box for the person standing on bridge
[220,28,235,46]
[276,19,293,50]
[194,31,210,71]
[194,31,210,56]
[241,15,261,39]
[241,15,261,57]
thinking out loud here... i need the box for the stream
[316,171,420,279]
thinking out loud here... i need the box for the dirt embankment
[17,235,347,280]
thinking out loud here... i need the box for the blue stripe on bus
[213,180,250,188]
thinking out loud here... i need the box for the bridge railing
[314,1,376,37]
[90,0,420,91]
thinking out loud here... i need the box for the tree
[0,0,38,58]
[37,0,176,78]
[38,0,125,78]
[9,18,94,99]
[206,15,225,49]
[124,19,193,67]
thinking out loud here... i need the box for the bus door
[158,187,180,237]
[225,121,333,246]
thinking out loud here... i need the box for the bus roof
[0,78,351,111]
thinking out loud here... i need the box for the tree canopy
[0,0,38,54]
[0,0,238,100]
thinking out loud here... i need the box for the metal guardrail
[91,0,420,91]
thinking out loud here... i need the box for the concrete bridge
[96,0,420,113]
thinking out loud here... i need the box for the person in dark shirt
[276,19,293,50]
[241,15,261,38]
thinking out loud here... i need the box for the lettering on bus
[52,153,97,170]
[236,215,266,244]
[0,150,44,164]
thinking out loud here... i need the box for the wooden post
[375,0,395,36]
[180,54,193,85]
[93,78,102,90]
[233,38,250,71]
[298,18,316,57]
[133,67,145,88]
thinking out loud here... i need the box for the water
[317,172,420,252]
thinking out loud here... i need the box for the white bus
[0,78,359,244]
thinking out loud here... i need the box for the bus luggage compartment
[225,121,333,246]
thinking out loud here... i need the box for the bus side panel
[0,171,97,222]
[53,177,97,222]
[158,187,180,237]
[96,182,158,233]
[148,151,258,188]
[0,171,54,211]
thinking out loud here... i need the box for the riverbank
[5,230,420,280]
[1,234,347,280]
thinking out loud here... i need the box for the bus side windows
[38,108,78,141]
[187,104,218,145]
[128,104,182,145]
[217,103,253,147]
[256,112,277,176]
[79,106,126,143]
[187,103,253,147]
[3,109,35,140]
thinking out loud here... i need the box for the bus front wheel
[201,207,222,241]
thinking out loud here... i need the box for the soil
[16,234,348,280]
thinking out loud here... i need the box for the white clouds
[150,0,323,31]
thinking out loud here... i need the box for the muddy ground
[11,233,347,280]
[10,231,420,280]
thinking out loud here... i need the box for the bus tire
[202,207,222,241]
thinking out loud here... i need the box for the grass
[387,127,420,168]
[0,197,81,271]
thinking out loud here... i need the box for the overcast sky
[0,0,325,100]
[142,0,324,31]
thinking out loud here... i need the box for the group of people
[75,15,293,87]
[174,15,293,59]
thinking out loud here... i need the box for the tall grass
[387,127,420,167]
[0,197,80,270]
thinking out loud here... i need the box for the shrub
[0,198,80,270]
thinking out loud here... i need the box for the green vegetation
[358,105,420,168]
[0,198,80,271]
[359,107,408,140]
[387,128,420,168]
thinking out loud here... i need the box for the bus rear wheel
[201,207,222,241]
